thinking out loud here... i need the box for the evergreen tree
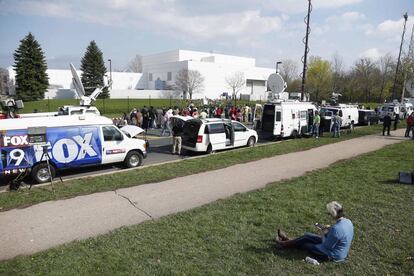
[80,41,109,98]
[13,33,49,101]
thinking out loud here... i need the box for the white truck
[261,100,317,138]
[319,104,359,130]
[0,64,148,184]
[0,114,148,183]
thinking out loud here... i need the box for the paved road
[0,129,408,260]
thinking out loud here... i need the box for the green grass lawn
[0,141,413,275]
[0,124,389,211]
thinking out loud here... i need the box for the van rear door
[274,106,282,136]
[262,104,275,133]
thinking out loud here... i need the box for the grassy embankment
[0,140,413,275]
[0,123,393,211]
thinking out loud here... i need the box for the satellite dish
[70,63,85,98]
[406,79,414,97]
[267,73,286,94]
[69,63,105,106]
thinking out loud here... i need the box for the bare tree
[378,53,394,102]
[331,52,344,94]
[353,58,378,103]
[279,59,298,85]
[0,68,10,95]
[127,54,143,73]
[225,71,245,99]
[174,69,204,100]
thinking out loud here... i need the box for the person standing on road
[200,109,208,119]
[393,113,400,131]
[313,111,320,138]
[332,114,342,138]
[405,112,413,137]
[383,113,392,136]
[142,106,149,131]
[172,119,184,155]
[160,109,173,136]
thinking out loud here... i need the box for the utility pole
[108,59,112,89]
[300,0,312,102]
[391,12,408,101]
[276,61,282,74]
[402,23,414,102]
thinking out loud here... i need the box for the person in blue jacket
[276,201,354,262]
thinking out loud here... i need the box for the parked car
[182,118,258,153]
[358,109,379,125]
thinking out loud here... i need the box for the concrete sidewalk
[0,129,408,260]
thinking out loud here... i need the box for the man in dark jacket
[172,119,184,155]
[383,114,392,136]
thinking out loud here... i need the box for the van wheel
[206,144,213,154]
[247,136,256,147]
[124,151,143,168]
[32,163,55,184]
[292,130,299,139]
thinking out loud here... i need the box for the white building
[141,49,274,100]
[7,49,275,100]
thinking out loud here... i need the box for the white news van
[261,100,317,138]
[0,113,147,184]
[319,104,359,129]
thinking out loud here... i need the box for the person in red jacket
[216,106,222,118]
[405,112,414,137]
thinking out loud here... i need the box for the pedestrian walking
[313,111,320,138]
[383,113,391,136]
[172,119,184,155]
[406,112,414,137]
[332,114,342,138]
[160,109,173,136]
[141,106,149,131]
[393,113,399,131]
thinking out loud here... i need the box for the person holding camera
[276,201,354,262]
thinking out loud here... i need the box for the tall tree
[225,71,245,100]
[174,69,204,100]
[331,52,345,95]
[306,56,332,102]
[13,33,49,101]
[378,54,394,102]
[80,40,109,98]
[353,58,378,103]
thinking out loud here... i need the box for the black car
[358,110,379,125]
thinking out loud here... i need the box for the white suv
[181,118,258,153]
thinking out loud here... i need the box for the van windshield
[320,108,337,116]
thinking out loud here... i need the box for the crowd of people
[112,103,414,142]
[112,103,257,133]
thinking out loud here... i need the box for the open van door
[273,106,282,136]
[224,121,234,147]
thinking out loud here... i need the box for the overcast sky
[0,0,413,71]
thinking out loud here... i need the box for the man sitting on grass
[276,201,354,262]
